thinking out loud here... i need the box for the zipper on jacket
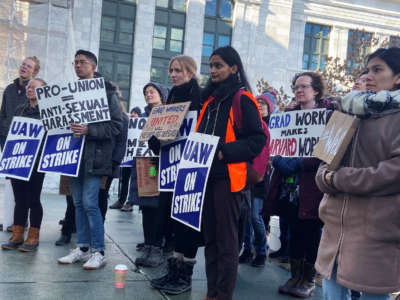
[337,126,360,266]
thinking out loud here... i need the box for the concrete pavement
[0,190,323,300]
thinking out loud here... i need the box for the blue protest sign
[159,111,197,191]
[38,128,85,176]
[171,132,219,231]
[0,117,45,181]
[121,117,157,168]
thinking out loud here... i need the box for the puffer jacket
[81,81,122,176]
[315,108,400,294]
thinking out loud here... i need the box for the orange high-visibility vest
[195,90,260,192]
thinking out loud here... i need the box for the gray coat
[0,78,29,140]
[82,86,122,176]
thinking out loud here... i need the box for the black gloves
[148,135,161,155]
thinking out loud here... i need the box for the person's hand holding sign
[70,123,88,137]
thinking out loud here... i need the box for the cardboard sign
[38,128,85,176]
[171,132,219,232]
[36,77,109,131]
[159,111,197,191]
[269,108,328,157]
[0,117,45,181]
[136,157,159,197]
[139,102,191,142]
[121,117,157,167]
[313,110,360,170]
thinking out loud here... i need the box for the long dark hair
[211,46,252,92]
[367,47,400,90]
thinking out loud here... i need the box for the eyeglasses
[72,60,90,66]
[292,84,312,92]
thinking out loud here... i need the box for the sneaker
[83,252,106,270]
[239,249,253,264]
[251,254,266,267]
[121,203,133,212]
[109,200,123,209]
[58,247,91,264]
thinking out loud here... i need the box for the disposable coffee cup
[114,264,128,288]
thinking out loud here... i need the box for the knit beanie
[143,82,169,104]
[256,92,276,114]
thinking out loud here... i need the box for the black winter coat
[166,78,201,113]
[197,75,266,182]
[0,78,29,139]
[82,81,122,176]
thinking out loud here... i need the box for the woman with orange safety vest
[196,46,266,300]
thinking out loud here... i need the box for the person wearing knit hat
[256,92,276,122]
[130,106,142,117]
[143,83,169,104]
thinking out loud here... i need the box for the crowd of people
[1,45,400,300]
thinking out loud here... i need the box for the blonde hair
[169,55,200,83]
[26,56,40,75]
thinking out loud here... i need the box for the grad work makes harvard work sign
[36,77,109,131]
[269,108,328,157]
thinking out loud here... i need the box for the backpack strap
[232,88,245,130]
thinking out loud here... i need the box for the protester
[98,81,129,222]
[109,106,142,212]
[352,70,368,91]
[148,55,202,295]
[55,176,75,246]
[195,46,266,300]
[0,56,40,232]
[58,50,122,270]
[239,92,273,267]
[120,107,142,212]
[267,72,329,298]
[315,47,400,300]
[132,82,168,268]
[0,57,40,148]
[1,78,46,252]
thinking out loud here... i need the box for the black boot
[161,260,195,295]
[291,261,316,298]
[55,234,71,246]
[150,257,181,289]
[278,259,303,294]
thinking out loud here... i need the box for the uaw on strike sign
[172,132,219,231]
[36,77,109,131]
[269,108,328,157]
[0,117,45,180]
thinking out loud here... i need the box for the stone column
[232,0,294,93]
[129,0,156,110]
[183,0,206,71]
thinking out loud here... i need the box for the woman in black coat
[148,55,202,295]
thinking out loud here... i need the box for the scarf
[340,89,400,117]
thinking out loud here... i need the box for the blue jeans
[323,265,390,300]
[243,197,267,255]
[70,172,104,252]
